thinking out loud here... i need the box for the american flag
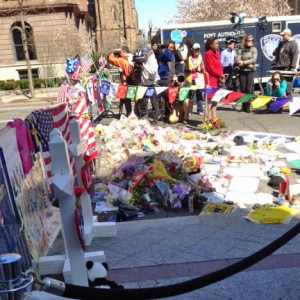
[71,93,98,162]
[57,79,69,103]
[31,103,73,192]
[80,52,94,73]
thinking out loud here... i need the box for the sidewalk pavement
[0,88,58,107]
[48,208,300,299]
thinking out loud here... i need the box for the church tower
[89,0,142,54]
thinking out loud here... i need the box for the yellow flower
[281,167,291,174]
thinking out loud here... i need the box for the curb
[0,98,58,108]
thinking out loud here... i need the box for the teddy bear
[86,261,124,289]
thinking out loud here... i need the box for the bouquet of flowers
[197,118,226,134]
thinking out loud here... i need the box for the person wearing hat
[221,37,237,89]
[273,28,299,96]
[137,45,160,124]
[185,42,205,117]
[273,28,298,72]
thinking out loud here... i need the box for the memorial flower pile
[198,118,226,134]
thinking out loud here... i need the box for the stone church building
[0,0,141,81]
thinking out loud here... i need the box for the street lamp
[148,19,152,43]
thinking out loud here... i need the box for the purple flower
[173,182,191,199]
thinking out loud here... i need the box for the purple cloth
[269,97,291,113]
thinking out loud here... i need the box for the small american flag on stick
[57,79,69,103]
[80,52,94,73]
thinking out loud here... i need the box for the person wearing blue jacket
[158,40,176,86]
[157,40,176,118]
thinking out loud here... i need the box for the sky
[135,0,178,34]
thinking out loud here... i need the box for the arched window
[112,5,117,21]
[11,22,37,61]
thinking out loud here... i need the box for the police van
[160,15,300,90]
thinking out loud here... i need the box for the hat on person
[280,28,292,36]
[141,45,151,56]
[191,43,201,50]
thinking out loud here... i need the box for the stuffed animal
[86,261,124,289]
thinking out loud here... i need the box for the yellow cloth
[189,85,199,90]
[247,206,299,224]
[135,86,148,101]
[251,95,273,109]
[200,203,236,215]
[149,159,178,183]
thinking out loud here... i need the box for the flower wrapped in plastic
[198,118,226,135]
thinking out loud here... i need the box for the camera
[177,74,185,83]
[129,54,146,85]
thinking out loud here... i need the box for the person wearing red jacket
[204,37,225,120]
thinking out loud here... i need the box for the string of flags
[58,53,300,116]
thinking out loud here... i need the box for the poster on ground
[16,155,61,262]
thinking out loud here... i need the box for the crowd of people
[106,27,299,124]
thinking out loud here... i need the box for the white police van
[160,15,300,90]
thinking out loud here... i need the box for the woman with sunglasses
[236,34,258,113]
[266,71,287,97]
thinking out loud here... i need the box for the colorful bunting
[155,86,168,95]
[289,97,300,115]
[237,94,257,104]
[126,86,137,99]
[116,85,128,99]
[251,95,273,109]
[109,82,119,99]
[100,81,110,95]
[145,87,155,98]
[211,89,233,102]
[167,86,179,104]
[269,97,292,113]
[178,87,190,101]
[222,92,245,104]
[135,86,148,101]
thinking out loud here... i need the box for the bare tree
[170,0,291,24]
[53,27,94,59]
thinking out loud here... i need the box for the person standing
[273,28,299,96]
[185,42,204,115]
[221,36,237,89]
[157,40,176,119]
[204,37,225,120]
[139,45,160,124]
[236,34,258,113]
[107,46,133,116]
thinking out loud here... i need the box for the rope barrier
[62,219,300,299]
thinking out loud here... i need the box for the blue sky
[135,0,178,33]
